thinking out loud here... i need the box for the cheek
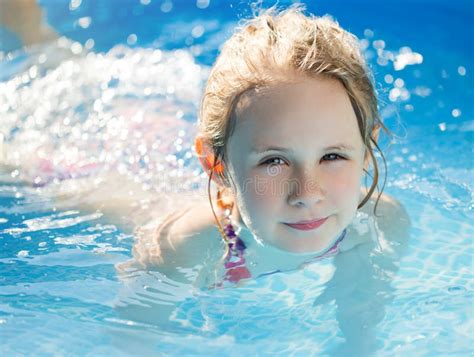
[237,174,282,212]
[233,176,280,236]
[324,165,362,201]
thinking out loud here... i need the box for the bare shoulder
[360,190,407,220]
[375,193,408,221]
[360,191,411,240]
[158,201,224,267]
[118,200,224,274]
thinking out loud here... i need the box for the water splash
[0,40,209,200]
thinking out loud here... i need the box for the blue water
[1,0,473,355]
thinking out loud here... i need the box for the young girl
[118,5,407,287]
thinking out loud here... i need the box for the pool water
[1,0,473,355]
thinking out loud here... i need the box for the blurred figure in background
[0,0,57,50]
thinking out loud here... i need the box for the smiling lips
[284,217,328,231]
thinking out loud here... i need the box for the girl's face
[226,76,366,253]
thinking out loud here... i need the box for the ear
[195,135,228,187]
[364,126,380,170]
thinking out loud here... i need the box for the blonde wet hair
[198,5,388,222]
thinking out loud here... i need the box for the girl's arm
[46,171,162,231]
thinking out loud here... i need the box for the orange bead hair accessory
[213,161,224,175]
[195,136,225,177]
[217,187,233,212]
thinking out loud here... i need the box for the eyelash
[260,153,345,166]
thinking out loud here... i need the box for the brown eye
[261,157,286,166]
[322,153,345,161]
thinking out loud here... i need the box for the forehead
[230,77,362,148]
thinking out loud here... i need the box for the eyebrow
[250,144,356,155]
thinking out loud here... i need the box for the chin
[273,226,336,254]
[273,239,329,254]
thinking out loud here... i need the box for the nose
[287,167,324,207]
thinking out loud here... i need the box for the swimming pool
[1,0,473,355]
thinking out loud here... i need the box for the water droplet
[394,78,405,88]
[384,74,394,84]
[364,29,374,38]
[127,34,138,45]
[85,39,95,49]
[69,0,82,11]
[389,88,401,102]
[29,65,38,79]
[38,54,47,63]
[372,40,385,50]
[71,42,83,54]
[161,1,173,12]
[196,0,210,9]
[191,25,205,38]
[451,108,461,118]
[17,250,29,258]
[77,17,91,29]
[457,66,466,76]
